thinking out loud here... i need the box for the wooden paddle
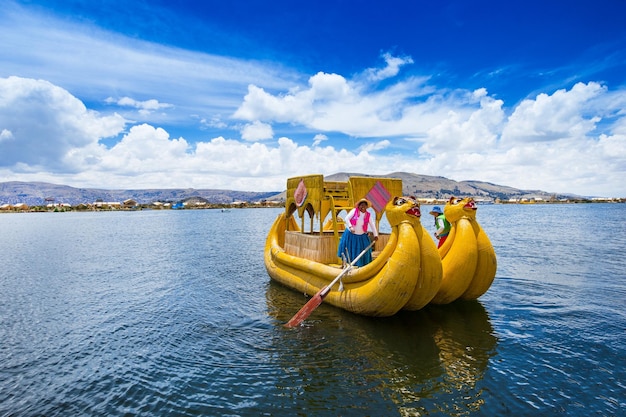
[284,240,376,328]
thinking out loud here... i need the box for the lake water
[1,204,624,416]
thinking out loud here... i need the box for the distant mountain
[0,173,577,206]
[0,182,280,206]
[325,172,576,201]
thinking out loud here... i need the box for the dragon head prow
[385,196,421,227]
[444,196,477,222]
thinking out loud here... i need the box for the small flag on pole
[365,181,391,213]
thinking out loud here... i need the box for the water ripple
[1,206,625,416]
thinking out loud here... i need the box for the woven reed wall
[374,233,390,252]
[284,231,338,264]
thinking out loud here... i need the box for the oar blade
[283,240,375,328]
[284,291,325,328]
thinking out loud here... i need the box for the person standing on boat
[429,206,451,248]
[337,198,378,267]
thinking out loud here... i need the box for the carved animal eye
[394,198,407,206]
[394,197,416,206]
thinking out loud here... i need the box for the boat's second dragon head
[443,196,477,222]
[385,196,421,227]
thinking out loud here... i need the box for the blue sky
[1,0,626,196]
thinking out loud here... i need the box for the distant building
[0,203,30,211]
[94,201,122,209]
[123,199,138,209]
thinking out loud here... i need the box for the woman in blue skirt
[337,198,379,267]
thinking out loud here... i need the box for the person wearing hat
[337,198,379,267]
[429,206,451,248]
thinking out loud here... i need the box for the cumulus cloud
[241,120,273,141]
[3,74,626,197]
[502,82,605,144]
[0,76,126,171]
[418,82,626,195]
[234,69,440,138]
[422,90,505,154]
[230,61,626,196]
[0,76,394,190]
[2,3,626,198]
[102,124,189,170]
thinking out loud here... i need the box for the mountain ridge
[0,181,280,206]
[0,172,579,206]
[325,172,575,201]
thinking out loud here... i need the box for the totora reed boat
[264,174,497,319]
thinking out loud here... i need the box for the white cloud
[107,96,173,116]
[0,76,391,190]
[0,129,14,142]
[359,140,392,152]
[422,91,505,154]
[0,76,126,170]
[234,70,442,138]
[363,52,414,82]
[502,82,605,144]
[233,83,319,123]
[2,74,626,197]
[312,134,328,146]
[418,82,626,195]
[240,120,273,141]
[0,3,299,128]
[1,3,626,198]
[100,124,190,172]
[198,115,228,129]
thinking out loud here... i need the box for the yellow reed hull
[264,213,420,317]
[431,197,497,304]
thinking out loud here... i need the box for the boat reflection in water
[265,282,497,415]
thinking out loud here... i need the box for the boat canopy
[284,174,402,240]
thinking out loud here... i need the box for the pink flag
[365,181,391,212]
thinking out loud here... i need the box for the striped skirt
[337,232,372,267]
